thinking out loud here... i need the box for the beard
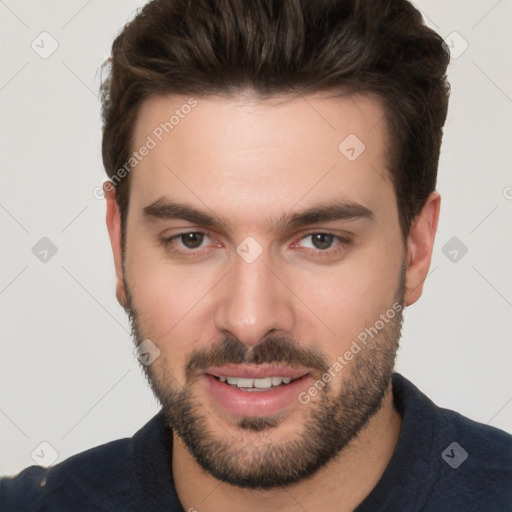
[123,269,404,490]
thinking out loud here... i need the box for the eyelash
[160,231,352,258]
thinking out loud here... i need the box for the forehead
[128,91,394,230]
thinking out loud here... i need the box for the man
[1,0,511,510]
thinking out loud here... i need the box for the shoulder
[430,405,512,510]
[0,437,134,512]
[392,373,512,511]
[1,412,180,512]
[439,404,512,460]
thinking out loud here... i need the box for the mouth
[214,374,300,391]
[201,365,314,417]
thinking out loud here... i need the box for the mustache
[185,335,330,381]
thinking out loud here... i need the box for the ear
[404,191,441,306]
[104,182,127,310]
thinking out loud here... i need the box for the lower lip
[202,374,313,417]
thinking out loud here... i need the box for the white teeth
[218,376,295,388]
[253,377,272,389]
[226,377,253,387]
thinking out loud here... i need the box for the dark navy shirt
[1,373,511,511]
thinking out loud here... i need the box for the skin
[105,91,440,511]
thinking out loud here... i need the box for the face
[107,91,427,489]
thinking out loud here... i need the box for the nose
[213,247,295,347]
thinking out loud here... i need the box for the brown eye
[310,233,334,250]
[293,232,351,257]
[180,232,205,249]
[161,230,218,257]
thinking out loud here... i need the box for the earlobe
[404,192,441,306]
[104,182,127,309]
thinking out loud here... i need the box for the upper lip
[205,365,311,380]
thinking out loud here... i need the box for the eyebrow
[142,197,374,232]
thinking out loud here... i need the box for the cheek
[124,239,222,359]
[293,242,403,342]
[126,263,208,381]
[128,262,209,333]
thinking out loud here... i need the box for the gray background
[1,0,511,475]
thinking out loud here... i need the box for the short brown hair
[101,0,450,238]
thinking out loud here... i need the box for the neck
[172,381,401,512]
